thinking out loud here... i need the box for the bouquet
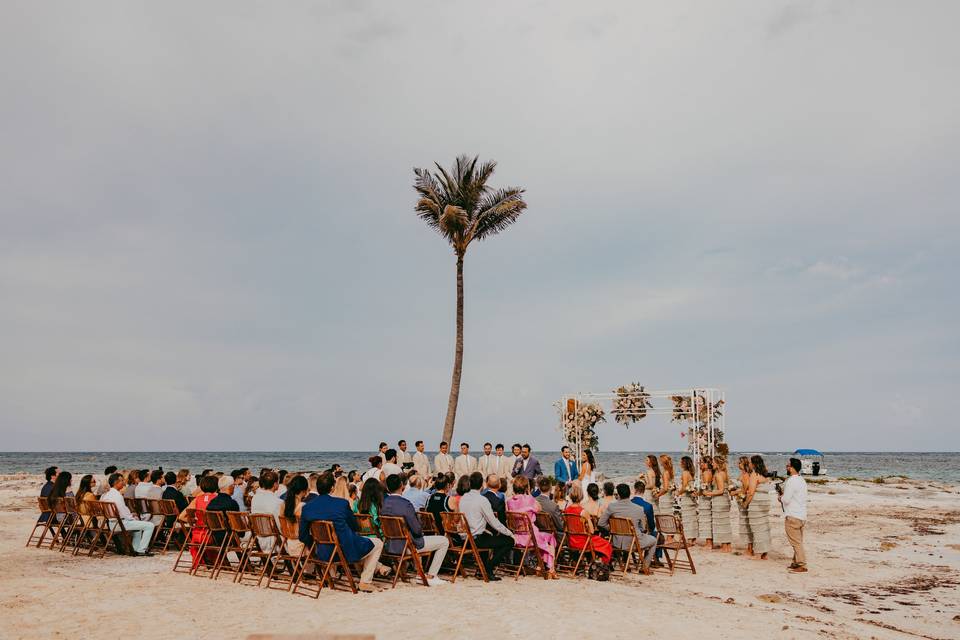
[612,383,652,425]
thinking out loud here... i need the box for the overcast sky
[2,1,957,452]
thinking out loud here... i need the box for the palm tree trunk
[441,253,464,445]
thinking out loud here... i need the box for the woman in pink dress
[506,476,558,579]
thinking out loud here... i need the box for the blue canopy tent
[793,449,824,475]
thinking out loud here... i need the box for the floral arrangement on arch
[612,383,653,425]
[561,402,605,451]
[673,393,728,459]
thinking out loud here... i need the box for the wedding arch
[556,386,726,484]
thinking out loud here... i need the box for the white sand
[1,474,959,640]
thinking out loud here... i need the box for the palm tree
[413,155,528,445]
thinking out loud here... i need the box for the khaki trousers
[359,537,384,583]
[784,516,806,567]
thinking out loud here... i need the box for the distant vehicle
[793,449,825,476]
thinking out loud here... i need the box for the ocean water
[1,451,958,483]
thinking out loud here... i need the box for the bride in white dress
[579,449,597,492]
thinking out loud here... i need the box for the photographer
[779,458,808,573]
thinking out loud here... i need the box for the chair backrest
[124,498,140,516]
[157,499,180,517]
[506,511,533,537]
[655,513,680,535]
[308,520,338,546]
[562,512,589,535]
[608,515,639,538]
[37,497,51,513]
[417,510,438,535]
[534,512,556,534]
[248,513,279,538]
[50,498,67,515]
[203,510,228,532]
[136,498,153,516]
[379,515,410,545]
[100,501,122,521]
[180,507,196,527]
[226,511,252,533]
[76,499,93,518]
[277,516,299,540]
[439,511,470,537]
[63,496,78,514]
[354,513,379,537]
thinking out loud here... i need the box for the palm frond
[439,204,469,237]
[472,187,527,241]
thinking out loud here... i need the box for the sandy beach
[1,475,958,640]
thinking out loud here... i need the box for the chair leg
[336,548,357,593]
[449,544,465,584]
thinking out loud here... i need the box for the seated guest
[426,475,452,533]
[348,484,358,510]
[137,470,166,524]
[76,475,97,503]
[331,476,351,501]
[101,472,155,556]
[459,472,515,580]
[162,472,189,512]
[123,470,139,499]
[176,468,193,498]
[554,484,569,511]
[354,478,384,536]
[402,474,430,510]
[600,481,616,513]
[207,475,241,546]
[563,484,613,564]
[582,482,603,518]
[95,466,116,497]
[300,472,383,593]
[599,483,656,573]
[180,475,220,564]
[631,480,662,565]
[242,479,258,511]
[282,475,309,520]
[361,456,383,484]
[448,475,471,511]
[381,449,403,480]
[230,469,249,512]
[251,470,284,551]
[482,474,506,523]
[303,473,320,504]
[48,471,73,524]
[534,477,565,532]
[41,466,59,498]
[381,474,449,586]
[507,476,558,578]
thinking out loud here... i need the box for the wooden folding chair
[125,498,141,519]
[151,499,183,554]
[69,499,97,555]
[171,508,199,573]
[438,512,489,583]
[607,516,643,576]
[503,511,547,580]
[354,513,380,538]
[82,501,110,557]
[57,497,82,552]
[193,511,230,578]
[418,510,439,536]
[560,512,597,577]
[98,501,134,557]
[266,516,307,592]
[45,498,72,550]
[655,514,695,574]
[379,515,431,588]
[26,497,54,547]
[214,511,251,582]
[237,513,283,587]
[291,520,358,597]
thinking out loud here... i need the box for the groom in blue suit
[554,446,579,484]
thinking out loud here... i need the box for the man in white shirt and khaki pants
[780,458,808,573]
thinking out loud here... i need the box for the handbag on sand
[587,561,610,581]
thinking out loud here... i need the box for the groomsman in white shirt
[477,442,495,476]
[434,441,455,475]
[453,442,478,479]
[412,440,431,477]
[397,440,413,467]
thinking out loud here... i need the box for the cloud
[805,258,862,280]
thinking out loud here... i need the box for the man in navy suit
[299,472,383,592]
[631,479,663,564]
[511,444,542,481]
[553,446,579,485]
[381,473,448,586]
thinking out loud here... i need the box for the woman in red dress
[563,483,613,563]
[182,475,219,567]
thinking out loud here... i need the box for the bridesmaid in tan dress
[707,455,733,552]
[678,456,699,542]
[697,458,714,549]
[657,455,676,517]
[732,456,753,554]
